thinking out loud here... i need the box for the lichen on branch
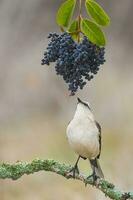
[0,159,133,200]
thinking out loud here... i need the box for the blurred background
[0,0,133,199]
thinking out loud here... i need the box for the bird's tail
[90,159,104,179]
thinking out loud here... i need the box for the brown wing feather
[95,121,101,159]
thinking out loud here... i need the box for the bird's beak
[77,97,82,103]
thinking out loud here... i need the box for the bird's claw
[66,165,79,178]
[85,173,100,187]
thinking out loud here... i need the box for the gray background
[0,0,133,199]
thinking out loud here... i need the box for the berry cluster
[41,32,105,95]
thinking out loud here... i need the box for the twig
[0,159,133,200]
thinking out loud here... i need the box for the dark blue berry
[41,33,106,95]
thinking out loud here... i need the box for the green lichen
[0,159,132,200]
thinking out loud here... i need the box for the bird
[66,97,104,181]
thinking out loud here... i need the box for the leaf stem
[60,26,65,32]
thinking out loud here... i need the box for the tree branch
[0,159,132,200]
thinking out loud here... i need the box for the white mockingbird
[66,98,104,181]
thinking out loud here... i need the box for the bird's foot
[66,165,79,178]
[85,173,99,186]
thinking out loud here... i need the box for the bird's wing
[95,121,101,159]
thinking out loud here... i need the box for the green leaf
[68,20,78,32]
[56,0,76,28]
[85,0,110,26]
[81,19,106,46]
[68,20,79,40]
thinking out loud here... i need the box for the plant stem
[77,0,82,42]
[79,0,82,16]
[60,26,65,32]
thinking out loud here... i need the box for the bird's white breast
[67,117,99,159]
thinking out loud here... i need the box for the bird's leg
[67,156,80,178]
[85,159,99,186]
[85,169,98,186]
[87,170,98,182]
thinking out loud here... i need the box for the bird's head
[74,98,94,120]
[77,97,91,110]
